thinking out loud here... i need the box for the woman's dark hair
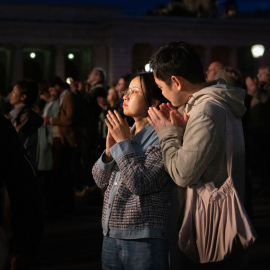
[121,74,133,90]
[15,79,38,107]
[132,72,168,108]
[150,41,206,85]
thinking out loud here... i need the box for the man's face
[258,68,270,83]
[206,62,221,82]
[87,70,99,84]
[9,85,25,106]
[154,75,183,107]
[48,86,59,98]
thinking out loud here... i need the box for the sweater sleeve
[92,151,116,189]
[157,112,221,187]
[110,140,170,196]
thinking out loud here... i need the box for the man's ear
[171,76,182,91]
[151,99,160,108]
[20,94,27,102]
[55,84,60,90]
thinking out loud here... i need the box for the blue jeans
[102,236,169,270]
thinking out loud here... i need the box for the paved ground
[33,189,270,270]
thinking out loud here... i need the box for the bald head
[206,61,223,82]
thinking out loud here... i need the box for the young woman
[92,72,172,270]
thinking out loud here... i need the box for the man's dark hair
[15,79,38,107]
[47,76,64,88]
[150,42,206,85]
[38,81,49,95]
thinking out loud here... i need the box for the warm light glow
[66,77,73,84]
[251,45,265,58]
[145,63,152,72]
[30,52,36,59]
[68,53,74,59]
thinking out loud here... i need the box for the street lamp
[145,63,152,72]
[68,53,74,60]
[30,52,36,59]
[251,45,265,77]
[251,45,265,58]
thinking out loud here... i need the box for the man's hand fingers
[148,108,160,122]
[147,117,155,127]
[152,107,167,120]
[159,104,170,119]
[167,103,178,112]
[170,111,178,126]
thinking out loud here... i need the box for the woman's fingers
[108,110,119,124]
[104,119,113,129]
[114,110,124,124]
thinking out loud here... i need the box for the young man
[7,80,44,170]
[147,42,246,269]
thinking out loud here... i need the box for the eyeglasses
[122,87,142,98]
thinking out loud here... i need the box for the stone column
[12,44,23,83]
[55,45,65,80]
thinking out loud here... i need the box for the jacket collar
[130,123,155,145]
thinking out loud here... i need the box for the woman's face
[107,88,116,103]
[123,77,148,119]
[10,85,25,107]
[115,78,125,93]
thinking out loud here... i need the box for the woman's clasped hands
[103,110,130,163]
[105,110,130,143]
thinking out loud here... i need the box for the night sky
[0,0,270,15]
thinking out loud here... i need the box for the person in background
[43,76,79,216]
[107,84,118,110]
[206,61,224,82]
[93,72,172,270]
[245,67,270,196]
[6,80,43,171]
[77,81,86,97]
[36,81,60,214]
[214,67,243,88]
[0,115,43,270]
[84,68,108,189]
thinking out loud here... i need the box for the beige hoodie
[157,79,246,261]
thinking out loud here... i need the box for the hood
[187,78,246,118]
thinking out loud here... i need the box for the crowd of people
[0,41,269,269]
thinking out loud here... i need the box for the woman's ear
[151,99,160,108]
